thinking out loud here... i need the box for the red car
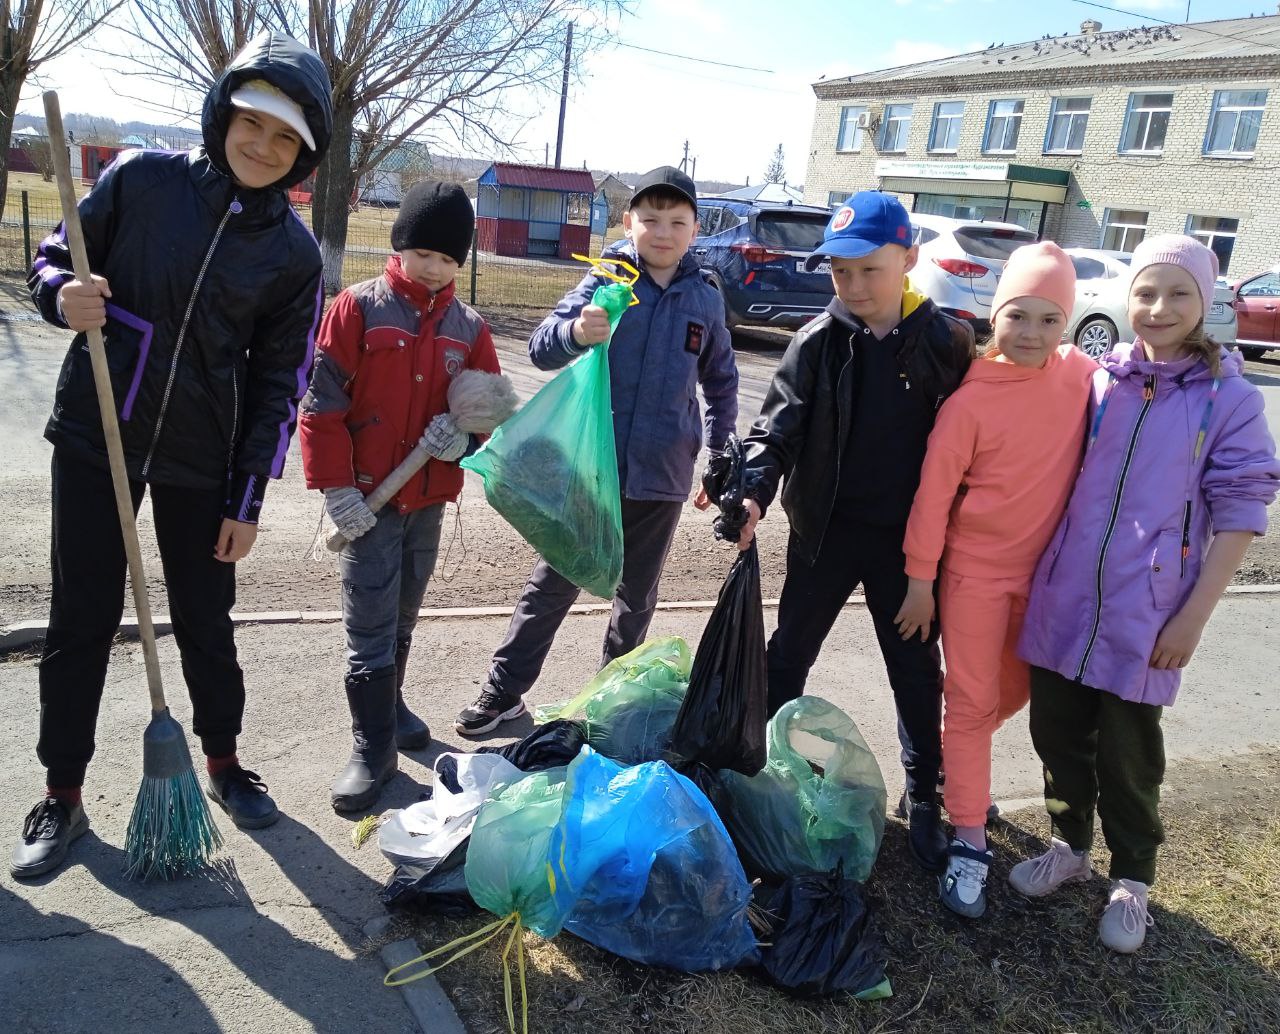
[1233,267,1280,360]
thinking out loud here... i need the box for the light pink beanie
[1128,234,1218,319]
[990,241,1077,321]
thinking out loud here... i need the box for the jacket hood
[965,342,1075,384]
[1102,340,1243,383]
[202,30,333,191]
[601,238,702,285]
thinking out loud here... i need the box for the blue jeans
[340,503,444,674]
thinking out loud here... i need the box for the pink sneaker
[1008,837,1092,898]
[1099,879,1153,953]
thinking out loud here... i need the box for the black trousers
[766,514,943,800]
[486,497,684,698]
[37,450,245,787]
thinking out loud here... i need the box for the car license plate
[803,259,831,274]
[1209,301,1226,316]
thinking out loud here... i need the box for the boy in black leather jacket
[12,31,332,880]
[736,191,974,873]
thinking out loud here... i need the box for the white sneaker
[1099,879,1153,953]
[1008,837,1092,898]
[939,838,992,918]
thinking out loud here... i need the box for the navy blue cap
[805,191,914,270]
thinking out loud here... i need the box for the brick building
[803,15,1280,275]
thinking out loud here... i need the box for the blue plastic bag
[554,748,757,971]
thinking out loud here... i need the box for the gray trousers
[340,503,445,674]
[486,497,684,698]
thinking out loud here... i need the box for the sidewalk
[2,596,1278,1032]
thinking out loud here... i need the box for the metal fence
[1,189,613,315]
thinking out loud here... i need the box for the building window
[1186,214,1239,273]
[878,103,913,152]
[827,190,857,208]
[1204,90,1266,158]
[837,106,867,152]
[983,99,1023,154]
[1101,209,1148,253]
[1045,96,1091,154]
[1120,92,1173,154]
[928,101,964,153]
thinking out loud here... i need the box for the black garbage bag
[701,433,751,543]
[381,840,479,919]
[757,865,889,999]
[436,719,589,794]
[666,541,767,776]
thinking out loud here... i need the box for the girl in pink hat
[896,240,1096,918]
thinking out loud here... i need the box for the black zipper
[1179,500,1192,578]
[1075,373,1157,682]
[141,197,241,476]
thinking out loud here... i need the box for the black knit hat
[391,181,475,266]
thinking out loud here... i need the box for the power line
[1067,1,1280,54]
[578,33,774,74]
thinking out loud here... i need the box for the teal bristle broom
[43,91,223,880]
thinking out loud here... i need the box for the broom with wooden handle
[43,90,222,880]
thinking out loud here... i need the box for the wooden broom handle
[43,91,167,715]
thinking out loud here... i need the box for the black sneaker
[11,797,89,879]
[206,765,279,830]
[455,686,527,737]
[899,792,949,873]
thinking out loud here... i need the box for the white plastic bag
[378,752,522,868]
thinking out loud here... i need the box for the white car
[1064,248,1238,359]
[909,213,1038,328]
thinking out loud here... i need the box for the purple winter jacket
[1019,342,1279,706]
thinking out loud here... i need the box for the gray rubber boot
[331,665,399,813]
[393,637,431,751]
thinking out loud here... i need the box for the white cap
[229,79,315,151]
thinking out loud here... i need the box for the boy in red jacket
[299,182,500,811]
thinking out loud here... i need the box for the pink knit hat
[990,241,1077,321]
[1128,234,1219,319]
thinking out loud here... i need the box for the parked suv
[908,213,1038,332]
[693,198,834,330]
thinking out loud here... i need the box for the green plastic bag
[461,281,632,599]
[717,697,887,883]
[535,637,692,764]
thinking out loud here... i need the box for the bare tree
[764,143,785,185]
[118,0,625,291]
[0,0,125,221]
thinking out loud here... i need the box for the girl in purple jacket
[1011,235,1279,953]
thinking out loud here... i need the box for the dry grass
[396,756,1280,1034]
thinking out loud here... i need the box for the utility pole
[691,156,697,181]
[554,23,573,168]
[680,140,690,172]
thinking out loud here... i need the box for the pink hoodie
[904,343,1098,581]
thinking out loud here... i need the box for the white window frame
[878,103,913,153]
[928,100,965,153]
[1185,214,1240,274]
[1120,92,1173,155]
[983,99,1023,154]
[1044,96,1092,154]
[1100,208,1148,253]
[836,105,867,152]
[1203,89,1266,158]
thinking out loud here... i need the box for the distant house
[475,162,595,259]
[594,173,632,225]
[358,140,432,207]
[713,182,805,204]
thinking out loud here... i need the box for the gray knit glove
[323,486,377,541]
[419,413,468,462]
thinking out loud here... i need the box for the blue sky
[26,0,1273,184]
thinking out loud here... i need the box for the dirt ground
[2,298,1279,625]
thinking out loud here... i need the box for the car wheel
[1240,346,1267,361]
[1076,317,1117,360]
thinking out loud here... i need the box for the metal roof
[817,15,1280,92]
[716,182,805,204]
[478,162,596,192]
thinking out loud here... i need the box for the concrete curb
[4,582,1280,654]
[365,916,468,1034]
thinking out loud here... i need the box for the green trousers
[1028,666,1166,885]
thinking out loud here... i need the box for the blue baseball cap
[804,190,914,271]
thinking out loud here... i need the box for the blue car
[693,198,834,331]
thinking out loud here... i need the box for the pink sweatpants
[938,568,1032,828]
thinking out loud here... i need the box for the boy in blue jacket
[12,32,332,880]
[456,167,739,734]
